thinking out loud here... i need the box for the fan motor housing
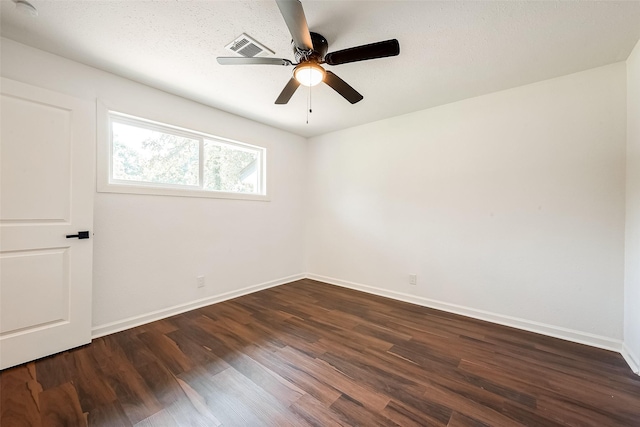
[294,32,328,63]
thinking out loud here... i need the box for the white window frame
[97,106,268,201]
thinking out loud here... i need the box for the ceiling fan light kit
[294,63,325,86]
[216,0,400,106]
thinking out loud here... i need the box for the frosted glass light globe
[294,63,325,87]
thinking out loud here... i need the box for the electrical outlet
[197,276,205,288]
[409,274,417,286]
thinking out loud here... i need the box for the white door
[0,78,95,370]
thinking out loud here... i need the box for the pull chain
[306,82,313,124]
[309,81,312,115]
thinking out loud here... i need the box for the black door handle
[66,231,90,239]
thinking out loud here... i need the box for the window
[100,111,267,200]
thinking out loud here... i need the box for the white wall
[306,63,627,348]
[624,40,640,373]
[1,38,307,334]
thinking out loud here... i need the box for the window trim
[97,103,269,201]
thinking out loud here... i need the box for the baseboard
[305,273,623,353]
[91,273,305,338]
[622,343,640,375]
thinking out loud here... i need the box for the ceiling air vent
[225,33,275,58]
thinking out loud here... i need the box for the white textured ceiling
[2,0,640,137]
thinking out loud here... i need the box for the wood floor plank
[86,401,132,427]
[34,350,79,391]
[419,379,526,427]
[172,376,223,426]
[135,330,194,376]
[71,345,117,406]
[447,411,491,427]
[219,349,306,406]
[0,363,42,427]
[249,318,329,358]
[278,345,390,412]
[163,328,230,369]
[134,360,185,408]
[177,367,257,427]
[2,278,640,426]
[245,344,343,406]
[133,399,222,427]
[133,408,179,427]
[179,366,301,426]
[88,336,163,424]
[288,393,344,427]
[329,394,401,427]
[39,382,87,427]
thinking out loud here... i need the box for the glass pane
[203,140,259,193]
[112,121,199,186]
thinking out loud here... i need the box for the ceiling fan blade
[217,57,293,66]
[275,78,301,104]
[324,39,400,66]
[323,71,363,104]
[275,0,313,51]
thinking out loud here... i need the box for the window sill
[97,182,270,201]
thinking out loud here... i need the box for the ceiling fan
[216,0,400,105]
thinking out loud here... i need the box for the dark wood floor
[2,279,640,426]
